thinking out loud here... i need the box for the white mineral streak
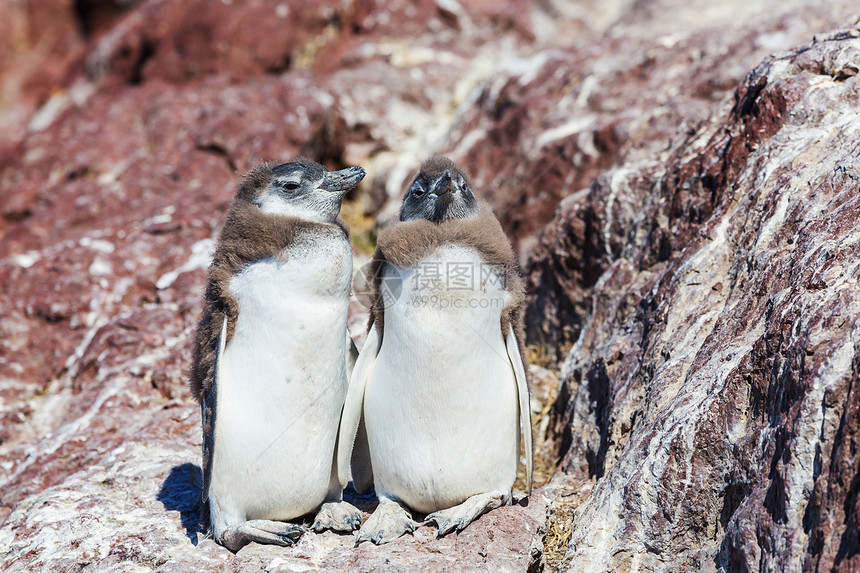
[534,116,597,151]
[9,252,40,268]
[156,238,215,290]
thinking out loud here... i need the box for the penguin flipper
[350,414,374,493]
[337,323,381,488]
[201,316,228,526]
[505,324,533,494]
[346,333,359,380]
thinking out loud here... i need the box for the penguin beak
[321,166,366,194]
[433,170,452,196]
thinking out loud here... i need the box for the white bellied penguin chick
[190,159,366,551]
[338,156,533,545]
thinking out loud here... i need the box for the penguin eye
[411,185,425,198]
[280,181,300,191]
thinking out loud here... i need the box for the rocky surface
[549,28,860,571]
[1,0,859,571]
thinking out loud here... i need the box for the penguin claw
[426,512,457,537]
[221,520,307,550]
[312,501,363,533]
[426,491,506,538]
[277,529,305,544]
[353,500,417,546]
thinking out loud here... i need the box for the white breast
[210,231,351,523]
[364,244,519,513]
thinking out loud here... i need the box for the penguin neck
[255,196,337,225]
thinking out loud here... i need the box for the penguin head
[399,156,478,223]
[252,159,366,223]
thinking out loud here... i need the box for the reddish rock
[0,0,86,150]
[540,28,860,573]
[517,1,860,358]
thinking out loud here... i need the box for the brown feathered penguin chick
[191,159,365,551]
[338,156,533,545]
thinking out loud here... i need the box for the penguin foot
[354,499,418,546]
[312,501,363,533]
[220,519,308,551]
[426,491,505,537]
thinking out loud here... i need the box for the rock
[539,26,860,573]
[0,0,86,152]
[517,0,860,358]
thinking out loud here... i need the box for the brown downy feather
[189,163,350,403]
[367,201,526,352]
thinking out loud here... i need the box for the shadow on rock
[158,463,203,543]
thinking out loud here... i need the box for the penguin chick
[339,156,533,545]
[191,159,366,551]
